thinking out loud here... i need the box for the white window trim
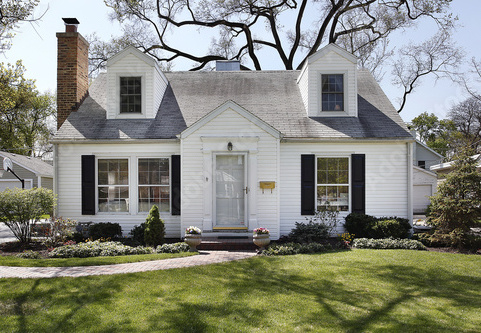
[137,156,171,214]
[96,157,131,215]
[114,74,147,119]
[315,156,351,213]
[317,71,349,116]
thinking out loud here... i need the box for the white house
[412,140,443,214]
[52,19,414,239]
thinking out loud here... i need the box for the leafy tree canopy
[410,111,460,158]
[0,60,55,157]
[90,0,461,112]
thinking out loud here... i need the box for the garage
[0,180,33,191]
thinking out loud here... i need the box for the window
[418,160,426,169]
[138,158,170,212]
[317,157,349,211]
[120,77,141,113]
[321,74,344,111]
[98,159,129,212]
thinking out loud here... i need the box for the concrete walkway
[0,251,257,279]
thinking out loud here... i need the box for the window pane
[138,158,170,212]
[98,159,129,212]
[321,74,343,111]
[316,157,349,211]
[120,77,141,113]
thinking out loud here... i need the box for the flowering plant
[185,226,202,235]
[253,227,269,235]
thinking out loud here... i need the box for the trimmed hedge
[262,242,332,256]
[352,238,426,250]
[49,240,153,258]
[344,213,411,239]
[89,222,122,240]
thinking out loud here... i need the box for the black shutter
[301,154,316,215]
[351,154,365,214]
[171,155,181,215]
[81,155,96,215]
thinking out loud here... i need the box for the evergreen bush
[144,205,165,247]
[89,222,122,240]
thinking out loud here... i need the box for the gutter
[50,138,180,144]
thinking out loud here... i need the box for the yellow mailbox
[259,181,276,193]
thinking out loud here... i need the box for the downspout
[407,142,413,227]
[53,143,58,218]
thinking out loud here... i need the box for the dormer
[297,44,358,117]
[105,46,169,119]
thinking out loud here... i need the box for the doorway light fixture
[227,142,233,151]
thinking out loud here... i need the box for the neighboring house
[52,19,414,239]
[430,154,481,176]
[412,139,443,214]
[0,151,54,191]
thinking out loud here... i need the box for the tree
[0,187,55,243]
[427,149,481,248]
[0,0,42,53]
[0,61,56,157]
[144,205,165,246]
[89,0,459,108]
[447,97,481,154]
[410,112,460,158]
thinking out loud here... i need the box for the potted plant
[184,226,202,251]
[253,227,270,251]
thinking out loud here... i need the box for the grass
[0,252,196,267]
[0,249,480,332]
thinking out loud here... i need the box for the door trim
[213,152,248,229]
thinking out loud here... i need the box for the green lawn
[0,252,195,267]
[0,250,480,332]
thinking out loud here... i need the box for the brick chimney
[56,18,89,130]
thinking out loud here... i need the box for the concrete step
[197,236,257,251]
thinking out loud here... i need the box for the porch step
[197,236,257,251]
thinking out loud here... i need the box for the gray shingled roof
[0,151,53,177]
[54,69,411,141]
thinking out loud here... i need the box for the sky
[3,0,481,123]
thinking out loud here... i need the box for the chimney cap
[62,18,80,25]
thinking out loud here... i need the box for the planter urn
[184,234,202,252]
[253,233,270,251]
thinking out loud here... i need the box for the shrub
[344,213,377,238]
[129,223,146,246]
[0,187,55,243]
[48,240,153,258]
[41,217,77,248]
[344,213,411,239]
[288,221,329,243]
[262,242,332,256]
[156,242,189,253]
[144,205,165,247]
[288,206,340,243]
[89,222,122,240]
[16,250,41,259]
[352,238,426,250]
[371,218,411,239]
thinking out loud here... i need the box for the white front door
[215,154,247,228]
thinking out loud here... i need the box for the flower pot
[253,233,270,251]
[184,234,202,252]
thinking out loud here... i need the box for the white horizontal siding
[279,142,409,236]
[56,142,182,237]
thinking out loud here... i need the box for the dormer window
[321,74,344,111]
[120,77,142,113]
